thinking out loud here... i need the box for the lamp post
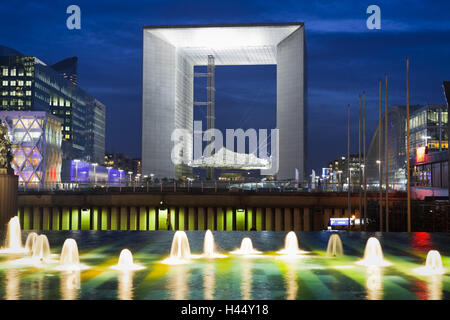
[73,159,80,190]
[406,56,411,232]
[377,160,382,231]
[106,167,112,190]
[92,163,98,187]
[128,171,133,189]
[359,94,362,225]
[337,170,342,192]
[363,90,367,231]
[378,78,383,232]
[144,175,148,192]
[119,169,123,192]
[347,103,351,230]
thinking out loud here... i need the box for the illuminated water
[277,231,308,255]
[56,239,88,271]
[0,217,28,254]
[161,231,193,264]
[111,249,145,271]
[357,237,392,267]
[0,231,448,300]
[413,250,445,275]
[25,232,38,254]
[230,237,261,255]
[326,234,344,257]
[202,230,226,258]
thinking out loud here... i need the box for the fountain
[277,231,308,255]
[326,234,344,257]
[356,237,391,267]
[55,238,88,271]
[230,237,261,255]
[202,230,226,258]
[413,250,445,275]
[161,231,193,264]
[25,232,38,254]
[32,235,51,261]
[0,217,28,254]
[110,249,145,271]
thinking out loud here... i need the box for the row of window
[2,90,32,96]
[409,109,448,130]
[412,161,448,188]
[1,99,32,107]
[1,80,32,87]
[1,68,32,77]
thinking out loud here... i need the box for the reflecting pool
[0,231,448,300]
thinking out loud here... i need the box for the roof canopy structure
[143,23,303,65]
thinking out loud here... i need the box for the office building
[410,82,450,199]
[0,111,62,188]
[0,45,106,165]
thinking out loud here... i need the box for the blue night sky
[1,0,449,174]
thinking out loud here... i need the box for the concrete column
[303,208,311,231]
[265,208,274,231]
[207,207,214,230]
[275,208,283,231]
[198,207,205,230]
[293,208,301,231]
[175,207,179,230]
[188,207,195,230]
[255,208,263,231]
[284,208,293,231]
[324,208,332,229]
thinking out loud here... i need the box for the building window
[2,68,8,76]
[26,91,31,96]
[2,81,7,86]
[26,81,32,86]
[18,81,24,86]
[10,69,16,76]
[10,81,16,86]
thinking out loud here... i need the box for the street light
[376,159,382,231]
[92,163,98,186]
[73,159,80,183]
[337,170,343,192]
[422,135,431,148]
[128,171,133,186]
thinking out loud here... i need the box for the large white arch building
[142,23,307,180]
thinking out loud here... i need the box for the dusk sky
[1,0,449,174]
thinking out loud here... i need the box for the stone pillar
[303,208,311,231]
[0,173,18,229]
[324,208,332,229]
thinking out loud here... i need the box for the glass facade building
[0,111,62,188]
[0,45,106,165]
[408,104,448,157]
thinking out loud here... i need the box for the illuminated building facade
[142,23,307,180]
[0,45,106,164]
[327,154,360,185]
[408,104,448,156]
[410,83,450,199]
[365,101,448,193]
[0,111,62,188]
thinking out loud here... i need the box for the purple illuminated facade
[66,159,125,185]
